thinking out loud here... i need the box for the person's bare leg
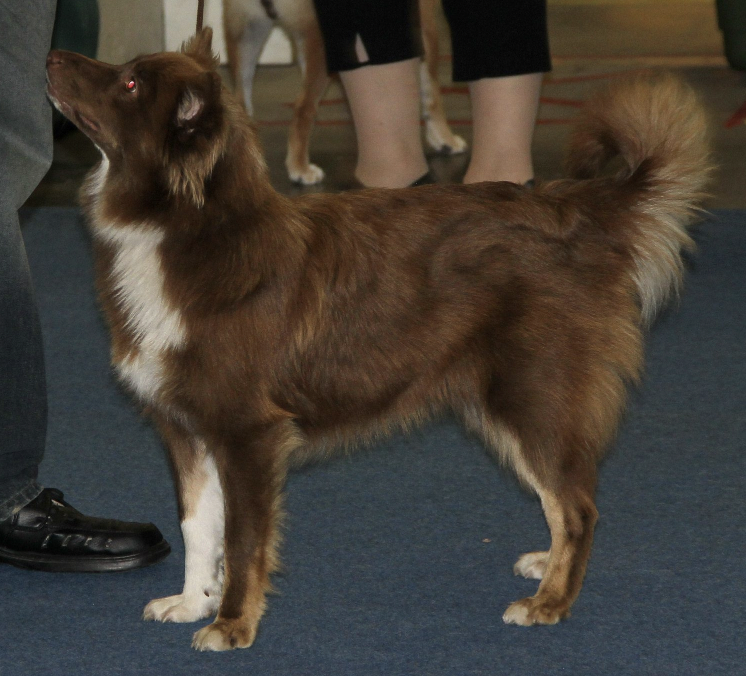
[463,72,543,185]
[339,58,429,188]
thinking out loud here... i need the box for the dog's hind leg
[192,419,299,651]
[465,399,600,626]
[225,12,274,115]
[143,417,224,623]
[285,20,330,184]
[502,471,598,626]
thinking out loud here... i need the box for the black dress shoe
[0,488,170,573]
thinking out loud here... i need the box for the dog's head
[47,28,231,207]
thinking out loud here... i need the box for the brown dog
[46,29,710,651]
[223,0,467,184]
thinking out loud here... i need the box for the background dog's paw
[192,619,257,651]
[288,163,325,185]
[502,595,569,626]
[424,124,468,155]
[143,593,220,623]
[513,551,549,580]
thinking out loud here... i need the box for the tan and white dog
[223,0,467,184]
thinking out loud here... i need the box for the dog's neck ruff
[95,223,186,354]
[86,154,185,353]
[96,221,187,404]
[85,154,110,200]
[87,148,187,404]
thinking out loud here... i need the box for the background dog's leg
[192,420,298,651]
[419,0,466,155]
[143,420,224,623]
[225,13,274,115]
[286,21,330,185]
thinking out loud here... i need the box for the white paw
[143,592,220,623]
[425,124,468,155]
[288,163,325,185]
[513,551,549,580]
[502,595,567,626]
[502,599,532,626]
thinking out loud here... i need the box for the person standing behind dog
[0,0,170,573]
[311,0,551,188]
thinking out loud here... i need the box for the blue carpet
[2,206,745,675]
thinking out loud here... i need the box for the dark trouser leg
[0,0,57,521]
[311,0,421,72]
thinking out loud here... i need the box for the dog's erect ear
[174,71,221,134]
[181,27,219,70]
[176,88,206,130]
[167,71,226,208]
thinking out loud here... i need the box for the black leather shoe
[0,488,170,573]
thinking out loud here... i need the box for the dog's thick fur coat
[46,29,711,650]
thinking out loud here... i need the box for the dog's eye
[126,78,137,92]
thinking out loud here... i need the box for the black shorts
[312,0,550,80]
[312,0,422,73]
[442,0,551,81]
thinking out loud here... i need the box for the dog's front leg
[143,417,224,623]
[192,420,296,651]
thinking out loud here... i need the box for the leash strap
[196,0,205,32]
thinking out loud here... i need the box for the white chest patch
[94,222,186,403]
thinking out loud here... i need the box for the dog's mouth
[75,110,100,134]
[46,80,101,135]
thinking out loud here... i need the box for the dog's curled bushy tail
[566,74,713,323]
